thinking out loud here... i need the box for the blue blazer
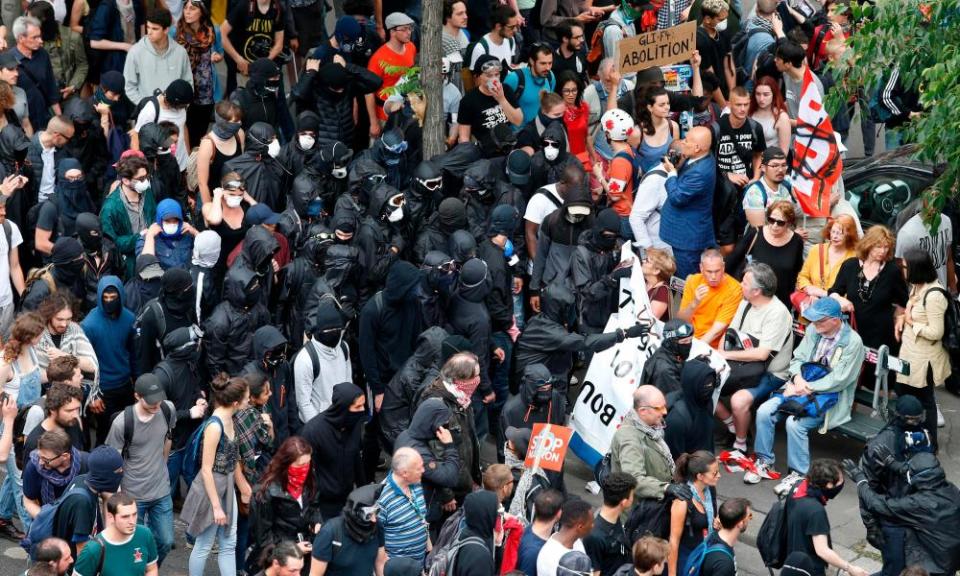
[660,154,717,251]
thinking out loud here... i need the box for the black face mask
[597,232,618,250]
[316,327,344,349]
[264,351,286,367]
[165,287,195,316]
[344,409,366,429]
[102,298,121,317]
[59,259,85,279]
[80,234,102,254]
[535,389,553,405]
[821,482,844,500]
[676,342,692,358]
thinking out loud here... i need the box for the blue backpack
[22,475,98,558]
[682,542,734,576]
[181,415,224,489]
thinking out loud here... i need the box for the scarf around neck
[31,447,82,504]
[628,410,676,475]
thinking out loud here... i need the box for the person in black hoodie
[529,165,593,305]
[335,158,386,224]
[279,143,350,251]
[529,121,582,191]
[230,58,284,131]
[135,268,196,375]
[664,357,718,459]
[62,98,109,205]
[279,224,333,346]
[311,482,383,576]
[356,183,407,295]
[76,212,123,315]
[232,225,280,308]
[446,258,498,419]
[154,326,207,497]
[316,140,354,210]
[418,250,457,328]
[641,319,694,397]
[515,282,646,392]
[406,161,443,235]
[225,122,286,212]
[415,198,467,265]
[277,111,322,182]
[137,122,183,208]
[393,397,461,526]
[22,237,87,311]
[462,160,528,256]
[299,382,366,519]
[572,208,630,335]
[452,490,499,576]
[449,230,477,269]
[189,230,222,323]
[291,60,383,146]
[502,364,567,433]
[123,253,164,314]
[355,128,413,192]
[303,242,362,334]
[204,264,271,377]
[243,326,298,443]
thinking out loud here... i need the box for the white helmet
[600,108,636,142]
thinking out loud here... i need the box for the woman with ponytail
[0,312,48,408]
[181,373,248,576]
[636,86,680,173]
[249,436,321,574]
[667,451,720,576]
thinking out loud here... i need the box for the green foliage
[828,0,960,231]
[380,65,423,98]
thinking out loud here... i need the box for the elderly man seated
[745,297,865,494]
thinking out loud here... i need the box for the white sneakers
[743,459,777,484]
[774,471,805,496]
[937,403,945,428]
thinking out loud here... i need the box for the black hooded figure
[451,491,499,576]
[279,165,327,254]
[514,282,642,392]
[334,158,386,224]
[277,110,322,180]
[311,483,383,574]
[290,60,383,145]
[355,128,412,191]
[154,326,206,466]
[529,174,594,295]
[393,398,461,523]
[418,250,456,328]
[224,122,286,212]
[232,225,280,308]
[299,381,366,519]
[461,159,528,256]
[572,208,629,334]
[501,364,567,433]
[62,98,109,204]
[852,452,960,576]
[641,319,693,397]
[47,158,97,238]
[358,262,424,479]
[406,160,443,233]
[123,254,163,314]
[302,241,362,333]
[445,258,496,404]
[231,58,283,130]
[243,325,298,442]
[529,121,582,191]
[356,183,407,293]
[137,122,183,208]
[448,229,477,268]
[664,358,718,459]
[279,224,334,346]
[316,140,354,209]
[0,120,31,229]
[21,237,87,311]
[135,268,197,375]
[380,327,451,448]
[203,264,271,377]
[76,212,122,314]
[414,198,468,266]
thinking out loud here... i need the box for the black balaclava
[51,237,85,282]
[488,204,518,237]
[246,122,276,159]
[348,159,387,207]
[317,62,351,97]
[319,140,354,184]
[313,301,346,349]
[383,261,421,304]
[248,58,281,98]
[523,364,554,406]
[75,212,103,254]
[302,223,334,267]
[324,381,365,430]
[662,319,694,358]
[342,483,381,543]
[680,357,717,407]
[160,268,195,318]
[323,244,359,290]
[411,160,443,202]
[101,286,122,317]
[438,198,468,235]
[449,230,477,264]
[422,250,455,294]
[463,159,496,205]
[379,128,407,168]
[593,208,621,251]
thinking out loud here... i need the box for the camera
[666,149,682,166]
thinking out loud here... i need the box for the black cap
[762,147,787,164]
[473,54,501,76]
[164,79,194,107]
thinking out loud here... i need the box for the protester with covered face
[124,253,164,314]
[243,325,298,444]
[356,184,408,293]
[189,230,222,323]
[136,121,184,207]
[292,59,383,146]
[21,237,86,311]
[135,267,197,375]
[225,122,285,212]
[664,359,719,459]
[529,121,581,192]
[642,319,693,397]
[501,364,566,433]
[572,208,630,335]
[203,264,271,377]
[101,154,157,280]
[293,295,351,423]
[34,158,94,259]
[414,198,467,266]
[136,198,197,270]
[312,483,383,575]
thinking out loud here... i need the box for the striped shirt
[378,475,430,562]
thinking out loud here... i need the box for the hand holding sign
[524,423,574,472]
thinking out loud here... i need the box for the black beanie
[161,268,193,294]
[488,205,517,236]
[596,208,621,235]
[297,111,321,133]
[318,63,350,90]
[438,198,466,230]
[314,303,345,331]
[51,237,84,264]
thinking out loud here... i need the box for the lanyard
[387,475,428,529]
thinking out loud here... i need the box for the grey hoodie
[123,36,193,106]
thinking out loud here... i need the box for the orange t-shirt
[368,42,417,121]
[679,273,742,348]
[607,147,635,217]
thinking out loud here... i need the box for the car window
[846,173,928,229]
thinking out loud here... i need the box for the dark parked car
[843,145,939,231]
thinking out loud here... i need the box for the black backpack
[12,398,45,469]
[133,299,166,360]
[133,89,163,126]
[923,287,960,352]
[757,485,793,568]
[118,403,173,460]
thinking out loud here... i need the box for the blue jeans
[754,394,825,475]
[513,293,525,331]
[878,525,906,576]
[167,447,186,499]
[189,493,237,576]
[673,248,702,280]
[0,426,31,531]
[745,373,787,405]
[137,495,174,564]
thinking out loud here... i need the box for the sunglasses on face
[767,217,788,227]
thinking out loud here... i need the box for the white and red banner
[791,67,843,218]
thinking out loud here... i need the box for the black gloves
[625,323,650,339]
[870,444,907,475]
[842,458,866,484]
[611,266,633,281]
[665,482,693,501]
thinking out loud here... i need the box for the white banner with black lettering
[568,245,730,470]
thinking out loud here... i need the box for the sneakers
[743,459,777,484]
[774,471,805,496]
[0,519,25,541]
[937,403,945,428]
[733,438,748,453]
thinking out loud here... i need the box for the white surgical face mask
[225,195,243,208]
[267,139,281,158]
[332,166,348,179]
[298,134,316,150]
[387,206,404,223]
[716,18,728,32]
[544,145,559,162]
[162,222,180,236]
[133,179,150,194]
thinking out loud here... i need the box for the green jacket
[610,411,674,500]
[789,321,866,433]
[47,26,89,92]
[100,185,156,280]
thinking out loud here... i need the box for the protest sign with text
[618,21,697,74]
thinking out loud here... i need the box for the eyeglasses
[393,25,413,33]
[561,88,578,94]
[571,34,585,40]
[767,216,788,227]
[640,404,668,414]
[503,23,519,30]
[39,453,66,466]
[766,161,787,169]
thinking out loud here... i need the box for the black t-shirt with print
[227,0,283,62]
[714,114,766,176]
[458,86,519,157]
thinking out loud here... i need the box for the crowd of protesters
[0,0,955,575]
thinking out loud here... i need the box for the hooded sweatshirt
[299,382,365,504]
[190,230,222,322]
[453,490,498,576]
[242,326,298,443]
[530,181,593,292]
[52,157,96,238]
[293,297,351,423]
[393,397,461,519]
[501,364,567,433]
[123,36,193,105]
[81,276,136,390]
[224,122,286,211]
[380,327,449,447]
[664,358,717,459]
[529,121,581,191]
[136,198,193,270]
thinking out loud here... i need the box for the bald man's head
[633,385,668,426]
[678,126,712,160]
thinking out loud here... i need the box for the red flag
[791,67,843,218]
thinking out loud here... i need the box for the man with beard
[292,58,383,146]
[21,237,86,311]
[641,319,694,397]
[553,24,587,81]
[23,383,84,459]
[101,154,157,280]
[134,268,196,375]
[82,277,136,446]
[503,44,556,127]
[243,325,298,442]
[37,294,101,411]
